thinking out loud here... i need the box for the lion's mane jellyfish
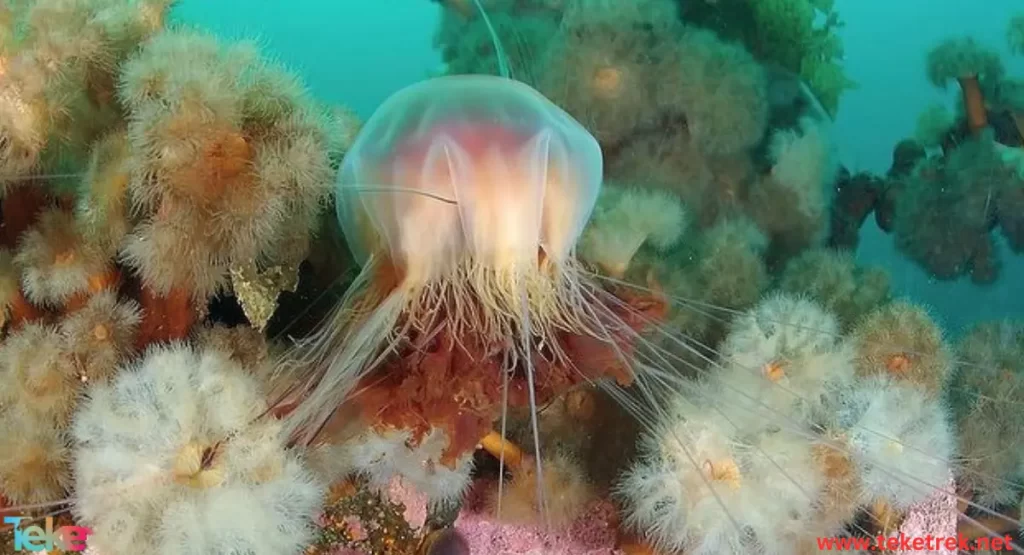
[279,74,666,483]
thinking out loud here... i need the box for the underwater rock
[306,477,419,555]
[229,261,301,332]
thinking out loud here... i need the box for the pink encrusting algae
[894,474,958,555]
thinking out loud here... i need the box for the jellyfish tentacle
[518,279,548,524]
[469,0,511,81]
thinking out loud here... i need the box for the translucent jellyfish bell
[336,75,602,283]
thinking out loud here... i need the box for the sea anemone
[996,144,1024,253]
[440,8,556,86]
[657,27,769,155]
[72,343,324,555]
[0,322,78,504]
[76,129,134,257]
[0,408,71,504]
[0,322,77,424]
[926,37,1003,135]
[15,208,108,308]
[836,376,954,511]
[604,125,716,222]
[617,395,825,554]
[578,184,688,277]
[118,29,333,300]
[336,427,475,506]
[755,116,840,252]
[849,301,951,396]
[891,135,1008,283]
[714,294,855,432]
[809,432,862,534]
[488,450,593,529]
[193,322,272,371]
[948,321,1024,507]
[59,290,141,384]
[0,248,20,320]
[0,0,170,184]
[537,0,678,145]
[689,216,769,310]
[777,249,890,330]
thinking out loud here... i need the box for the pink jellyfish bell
[280,74,664,474]
[335,74,602,286]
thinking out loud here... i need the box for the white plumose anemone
[715,294,856,432]
[838,376,954,510]
[617,396,825,555]
[337,427,475,505]
[72,343,324,555]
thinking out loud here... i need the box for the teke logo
[3,516,92,552]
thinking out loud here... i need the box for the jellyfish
[276,73,668,502]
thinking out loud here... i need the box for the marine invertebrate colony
[837,376,954,511]
[676,0,855,117]
[118,28,334,302]
[615,294,957,554]
[867,130,1016,284]
[0,0,170,185]
[0,2,341,553]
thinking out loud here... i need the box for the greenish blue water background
[172,0,1024,334]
